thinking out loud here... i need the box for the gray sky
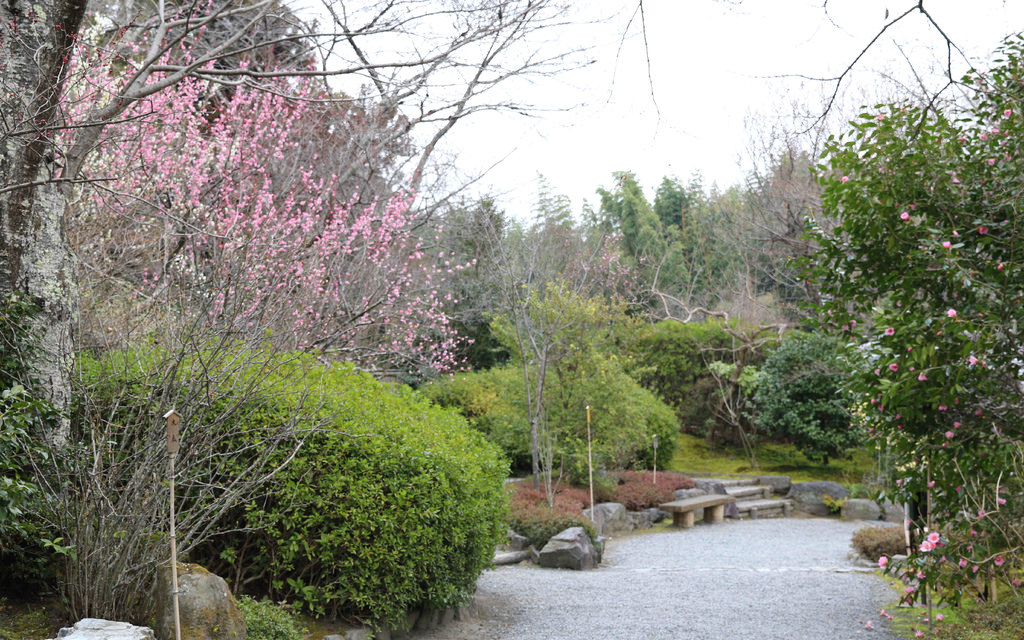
[440,0,1024,218]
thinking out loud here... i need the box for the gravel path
[413,518,899,640]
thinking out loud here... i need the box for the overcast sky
[438,0,1024,219]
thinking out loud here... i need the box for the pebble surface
[412,518,899,640]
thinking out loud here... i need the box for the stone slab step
[698,477,762,488]
[726,485,773,500]
[733,498,793,519]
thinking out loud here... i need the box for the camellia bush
[811,35,1024,607]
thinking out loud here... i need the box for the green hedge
[422,356,677,478]
[198,361,508,630]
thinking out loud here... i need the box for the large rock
[49,619,154,640]
[841,498,882,521]
[880,500,906,524]
[538,526,598,570]
[786,481,850,517]
[674,488,706,500]
[583,502,631,536]
[493,550,531,565]
[757,475,792,495]
[626,509,654,530]
[693,480,739,518]
[153,564,245,640]
[645,507,670,524]
[505,529,529,551]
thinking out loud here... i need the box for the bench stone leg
[704,504,725,524]
[672,510,695,528]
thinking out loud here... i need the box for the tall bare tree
[0,0,584,435]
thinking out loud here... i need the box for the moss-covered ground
[667,432,877,485]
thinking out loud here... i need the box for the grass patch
[668,433,876,484]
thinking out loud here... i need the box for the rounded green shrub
[237,596,305,640]
[201,362,509,630]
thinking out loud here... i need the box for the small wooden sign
[163,409,181,455]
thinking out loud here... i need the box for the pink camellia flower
[1005,109,1013,117]
[879,556,888,568]
[928,532,941,545]
[884,327,895,336]
[998,497,1007,506]
[942,240,952,249]
[900,211,910,220]
[981,132,990,141]
[947,308,958,318]
[1013,578,1022,587]
[841,176,849,183]
[928,481,935,488]
[889,363,899,372]
[995,556,1006,566]
[959,558,969,568]
[920,540,934,553]
[979,225,989,234]
[954,421,961,428]
[918,372,928,381]
[937,614,944,622]
[973,565,980,573]
[865,621,874,630]
[939,405,947,411]
[904,586,916,594]
[988,158,997,166]
[946,431,954,439]
[875,368,882,376]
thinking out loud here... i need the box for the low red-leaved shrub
[851,525,906,561]
[595,471,695,510]
[508,483,596,548]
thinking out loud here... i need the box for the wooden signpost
[163,409,182,640]
[653,434,659,485]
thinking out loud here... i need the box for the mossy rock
[152,563,245,640]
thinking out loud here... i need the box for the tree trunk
[1,0,88,440]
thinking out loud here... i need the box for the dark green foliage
[0,295,58,595]
[419,366,530,470]
[754,331,858,464]
[850,526,905,562]
[237,596,306,640]
[198,363,508,630]
[628,319,761,438]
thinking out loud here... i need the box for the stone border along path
[411,518,900,640]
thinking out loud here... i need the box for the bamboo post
[586,406,596,532]
[164,409,182,640]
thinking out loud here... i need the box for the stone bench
[660,495,737,528]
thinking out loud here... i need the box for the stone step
[697,477,762,488]
[725,485,773,501]
[733,498,793,519]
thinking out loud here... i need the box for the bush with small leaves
[237,596,305,640]
[851,525,905,562]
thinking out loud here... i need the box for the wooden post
[586,406,595,533]
[163,409,182,640]
[652,434,658,485]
